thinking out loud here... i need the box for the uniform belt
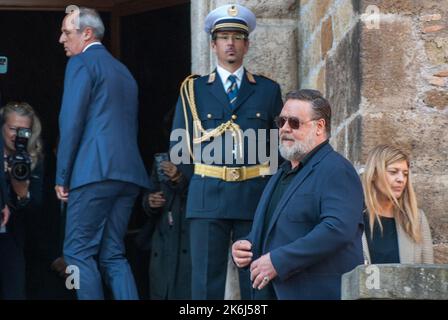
[194,163,271,182]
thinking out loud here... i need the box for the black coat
[0,157,44,299]
[141,163,191,300]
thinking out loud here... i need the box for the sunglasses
[274,116,318,130]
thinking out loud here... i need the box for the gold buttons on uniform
[232,114,237,120]
[207,113,212,119]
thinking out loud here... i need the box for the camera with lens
[7,127,32,181]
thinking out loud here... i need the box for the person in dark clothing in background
[0,102,44,299]
[141,155,191,300]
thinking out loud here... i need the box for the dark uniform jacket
[171,69,283,220]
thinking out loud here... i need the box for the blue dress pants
[63,180,139,300]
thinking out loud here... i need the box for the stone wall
[358,0,448,263]
[299,0,361,162]
[298,0,448,263]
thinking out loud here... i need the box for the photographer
[0,102,44,299]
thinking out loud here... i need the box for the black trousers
[0,233,26,299]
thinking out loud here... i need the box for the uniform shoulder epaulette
[181,74,201,84]
[246,71,256,84]
[180,74,201,96]
[207,72,216,84]
[186,74,201,80]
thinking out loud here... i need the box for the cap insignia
[228,5,238,17]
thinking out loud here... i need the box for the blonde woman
[0,102,44,299]
[362,144,433,264]
[1,102,43,171]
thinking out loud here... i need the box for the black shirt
[261,139,329,245]
[364,214,400,264]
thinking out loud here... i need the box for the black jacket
[141,163,191,300]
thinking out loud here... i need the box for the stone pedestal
[342,264,448,300]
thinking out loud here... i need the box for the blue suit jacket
[56,45,149,189]
[247,143,364,299]
[170,70,283,220]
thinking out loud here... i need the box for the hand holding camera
[154,153,169,182]
[154,153,181,183]
[7,127,32,181]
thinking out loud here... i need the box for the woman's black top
[364,214,400,263]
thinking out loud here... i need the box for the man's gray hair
[78,7,105,41]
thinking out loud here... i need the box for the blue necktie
[227,75,239,108]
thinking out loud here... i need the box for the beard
[279,128,316,162]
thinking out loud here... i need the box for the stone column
[342,264,448,300]
[191,0,211,75]
[190,0,299,299]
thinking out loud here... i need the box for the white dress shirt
[216,65,244,92]
[82,41,102,53]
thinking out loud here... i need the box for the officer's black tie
[227,75,239,108]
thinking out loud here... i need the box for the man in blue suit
[170,4,283,299]
[232,89,364,300]
[55,7,149,300]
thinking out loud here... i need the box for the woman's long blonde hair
[0,102,44,169]
[362,144,421,243]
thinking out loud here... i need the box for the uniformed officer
[170,3,283,300]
